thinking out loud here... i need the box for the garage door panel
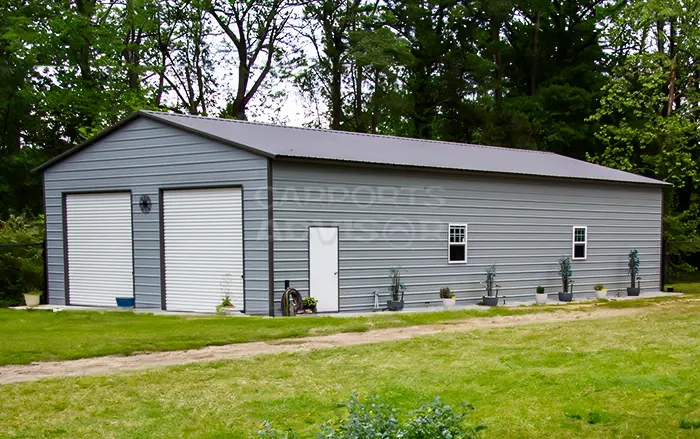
[66,192,134,307]
[163,188,244,313]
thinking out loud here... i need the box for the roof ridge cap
[142,110,555,156]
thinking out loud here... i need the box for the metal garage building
[36,110,667,315]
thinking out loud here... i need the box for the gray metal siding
[272,161,662,312]
[44,118,269,313]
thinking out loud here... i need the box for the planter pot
[558,292,573,302]
[387,300,404,311]
[24,294,40,308]
[303,306,317,314]
[482,296,499,307]
[595,289,607,300]
[535,293,547,305]
[626,287,641,296]
[219,306,237,315]
[115,297,135,308]
[442,298,456,309]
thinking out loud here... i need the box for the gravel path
[0,307,646,384]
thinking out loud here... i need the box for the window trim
[572,225,587,260]
[448,223,468,264]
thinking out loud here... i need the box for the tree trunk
[491,14,502,106]
[330,53,343,130]
[370,69,380,134]
[354,61,365,132]
[530,11,541,96]
[74,0,96,85]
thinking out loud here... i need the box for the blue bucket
[116,297,135,308]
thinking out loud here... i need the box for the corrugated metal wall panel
[272,162,663,313]
[65,192,133,306]
[44,118,270,313]
[163,188,244,312]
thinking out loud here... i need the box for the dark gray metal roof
[35,110,668,186]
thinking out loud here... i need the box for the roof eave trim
[32,110,275,173]
[274,155,672,187]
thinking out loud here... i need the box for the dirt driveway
[0,307,646,384]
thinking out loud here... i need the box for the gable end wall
[43,118,270,313]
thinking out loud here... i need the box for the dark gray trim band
[267,159,275,317]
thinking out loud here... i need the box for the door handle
[334,272,338,275]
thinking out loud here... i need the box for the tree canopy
[1,0,698,273]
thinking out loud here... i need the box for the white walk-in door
[163,187,243,312]
[309,227,339,312]
[65,192,134,306]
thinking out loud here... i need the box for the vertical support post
[661,239,667,290]
[42,240,48,304]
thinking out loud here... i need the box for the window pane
[574,243,586,258]
[450,226,466,243]
[574,228,586,242]
[449,244,466,262]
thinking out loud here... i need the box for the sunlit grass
[2,286,699,366]
[1,301,698,438]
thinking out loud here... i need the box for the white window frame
[572,226,587,260]
[448,223,468,264]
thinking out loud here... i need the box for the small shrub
[587,409,606,424]
[303,297,318,308]
[439,286,453,299]
[536,286,545,294]
[259,394,484,439]
[0,214,44,307]
[400,397,484,439]
[594,283,604,291]
[389,267,405,302]
[680,419,700,429]
[558,257,572,293]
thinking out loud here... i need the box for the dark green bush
[0,214,44,307]
[258,394,484,439]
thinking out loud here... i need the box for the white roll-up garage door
[66,192,134,306]
[163,187,244,312]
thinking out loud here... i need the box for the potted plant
[387,267,405,311]
[302,296,318,313]
[535,286,547,304]
[23,290,41,308]
[558,257,574,302]
[440,286,456,309]
[216,295,236,314]
[594,283,607,300]
[481,264,499,306]
[627,249,641,296]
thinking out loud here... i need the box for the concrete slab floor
[9,291,682,318]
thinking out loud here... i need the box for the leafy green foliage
[439,286,452,299]
[259,394,483,439]
[389,267,405,302]
[680,419,700,429]
[484,264,497,297]
[558,257,572,293]
[303,296,318,308]
[0,214,44,306]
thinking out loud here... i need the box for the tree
[155,0,217,115]
[588,0,700,276]
[206,0,294,120]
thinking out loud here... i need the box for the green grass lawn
[1,299,699,438]
[1,284,698,366]
[0,305,563,366]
